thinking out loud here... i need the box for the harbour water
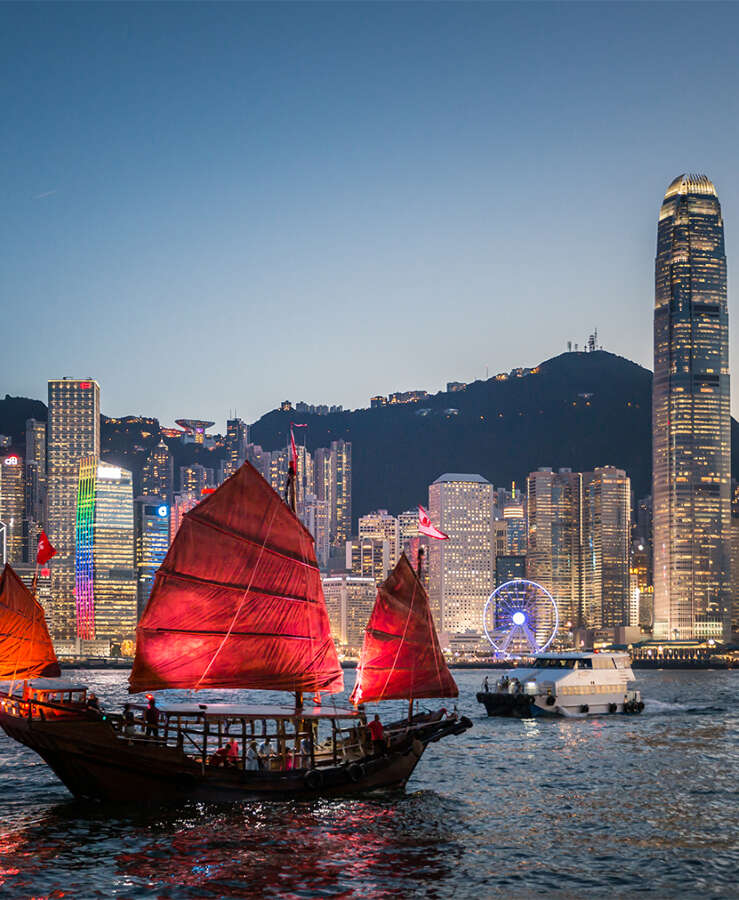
[1,668,736,898]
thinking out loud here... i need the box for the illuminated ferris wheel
[483,579,558,659]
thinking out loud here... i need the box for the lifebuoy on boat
[608,703,617,713]
[546,695,556,706]
[580,704,589,714]
[304,769,323,790]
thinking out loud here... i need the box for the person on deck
[209,745,229,767]
[368,714,385,756]
[86,692,102,714]
[246,741,260,771]
[483,676,490,692]
[122,703,135,736]
[144,696,159,738]
[226,738,240,767]
[259,737,273,768]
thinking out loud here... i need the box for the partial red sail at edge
[129,462,344,695]
[0,564,60,681]
[350,553,458,706]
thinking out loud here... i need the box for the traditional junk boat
[0,462,470,802]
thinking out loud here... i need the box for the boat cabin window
[573,659,592,669]
[533,658,574,669]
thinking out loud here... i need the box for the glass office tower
[653,174,730,640]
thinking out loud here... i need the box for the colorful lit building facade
[74,459,136,644]
[653,174,731,640]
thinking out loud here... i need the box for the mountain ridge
[4,351,738,523]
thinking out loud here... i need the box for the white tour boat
[476,651,644,718]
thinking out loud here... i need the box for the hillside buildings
[653,174,731,640]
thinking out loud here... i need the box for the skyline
[4,3,739,428]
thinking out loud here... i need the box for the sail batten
[129,462,343,694]
[0,564,60,681]
[350,554,458,705]
[184,512,320,571]
[156,570,318,604]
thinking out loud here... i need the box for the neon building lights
[75,456,97,639]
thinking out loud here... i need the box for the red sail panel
[0,564,60,680]
[129,462,343,694]
[349,554,458,705]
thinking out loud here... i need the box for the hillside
[4,351,739,524]
[250,350,739,520]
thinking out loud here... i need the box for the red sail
[350,554,458,705]
[129,462,343,694]
[0,564,60,681]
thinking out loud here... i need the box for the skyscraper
[582,467,631,628]
[23,418,47,562]
[358,510,399,567]
[332,440,352,548]
[75,460,137,645]
[142,440,174,502]
[0,453,25,564]
[134,497,170,619]
[428,473,493,634]
[47,378,100,640]
[526,467,583,630]
[653,174,731,640]
[222,418,249,480]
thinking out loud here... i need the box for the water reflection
[0,793,465,898]
[1,668,736,897]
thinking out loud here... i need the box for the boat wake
[641,699,726,716]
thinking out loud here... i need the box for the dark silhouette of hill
[0,395,47,448]
[250,351,739,522]
[4,352,739,525]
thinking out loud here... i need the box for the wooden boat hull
[0,709,472,803]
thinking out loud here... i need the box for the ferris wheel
[483,579,558,659]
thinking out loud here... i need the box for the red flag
[36,531,57,565]
[418,505,449,540]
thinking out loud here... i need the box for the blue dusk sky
[3,1,739,427]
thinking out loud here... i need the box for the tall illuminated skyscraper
[428,473,493,634]
[222,418,249,479]
[582,467,631,628]
[526,467,583,630]
[47,378,100,640]
[0,453,25,564]
[653,174,731,640]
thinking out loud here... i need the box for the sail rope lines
[9,582,39,697]
[194,503,280,691]
[375,572,418,703]
[296,509,320,698]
